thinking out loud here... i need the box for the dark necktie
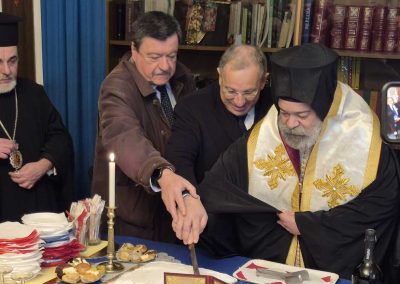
[157,85,174,126]
[238,115,247,133]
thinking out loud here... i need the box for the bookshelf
[106,0,400,91]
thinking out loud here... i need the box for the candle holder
[97,207,124,273]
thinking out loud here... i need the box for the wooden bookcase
[106,0,400,90]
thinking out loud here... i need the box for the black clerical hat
[0,12,21,46]
[270,43,339,120]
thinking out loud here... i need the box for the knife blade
[188,243,200,275]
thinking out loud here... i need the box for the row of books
[116,0,175,41]
[337,57,361,90]
[115,0,298,48]
[303,0,400,53]
[227,0,297,48]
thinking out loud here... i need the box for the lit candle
[109,153,115,208]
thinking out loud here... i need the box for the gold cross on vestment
[314,164,360,208]
[254,144,296,189]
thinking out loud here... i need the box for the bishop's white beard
[0,78,16,94]
[278,119,322,152]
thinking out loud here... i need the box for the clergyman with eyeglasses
[92,11,207,242]
[166,44,273,247]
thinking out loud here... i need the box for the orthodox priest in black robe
[0,13,74,222]
[197,43,400,281]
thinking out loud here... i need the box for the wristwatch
[151,166,174,187]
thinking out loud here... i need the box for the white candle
[109,153,116,208]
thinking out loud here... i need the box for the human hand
[158,169,199,220]
[9,158,53,189]
[0,138,17,159]
[172,196,208,245]
[277,211,300,235]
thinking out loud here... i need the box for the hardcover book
[343,6,361,50]
[330,4,346,49]
[371,6,387,52]
[358,6,374,51]
[125,0,143,41]
[383,7,398,53]
[310,0,332,45]
[301,0,314,44]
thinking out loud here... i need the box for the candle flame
[109,153,115,162]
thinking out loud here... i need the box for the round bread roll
[117,250,131,261]
[80,268,102,283]
[61,271,80,284]
[121,243,135,250]
[76,262,91,274]
[130,251,142,262]
[133,244,147,254]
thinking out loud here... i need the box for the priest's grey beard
[278,119,322,151]
[0,78,16,94]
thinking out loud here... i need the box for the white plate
[22,212,69,225]
[0,250,42,260]
[0,222,35,240]
[233,259,339,284]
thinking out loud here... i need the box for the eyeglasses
[222,87,259,99]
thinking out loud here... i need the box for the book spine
[383,7,398,53]
[267,0,274,48]
[343,6,361,50]
[272,0,284,48]
[301,0,314,44]
[310,0,331,45]
[116,4,125,40]
[397,7,400,53]
[371,6,387,52]
[357,6,374,51]
[246,5,253,44]
[241,7,248,44]
[329,4,346,49]
[124,0,135,41]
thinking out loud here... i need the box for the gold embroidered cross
[314,164,359,208]
[254,144,296,189]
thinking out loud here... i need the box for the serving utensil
[256,267,309,284]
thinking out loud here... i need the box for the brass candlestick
[97,207,124,273]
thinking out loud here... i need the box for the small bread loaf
[76,262,91,274]
[117,250,131,261]
[133,244,147,254]
[61,271,80,284]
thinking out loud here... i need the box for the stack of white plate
[0,221,44,280]
[21,212,81,267]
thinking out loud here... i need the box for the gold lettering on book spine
[314,164,359,208]
[254,144,296,189]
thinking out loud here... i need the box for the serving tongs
[256,267,310,284]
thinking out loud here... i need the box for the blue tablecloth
[113,235,351,284]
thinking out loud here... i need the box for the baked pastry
[76,262,91,274]
[61,270,80,284]
[80,267,105,283]
[133,244,147,254]
[117,249,131,261]
[116,242,157,263]
[140,249,157,262]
